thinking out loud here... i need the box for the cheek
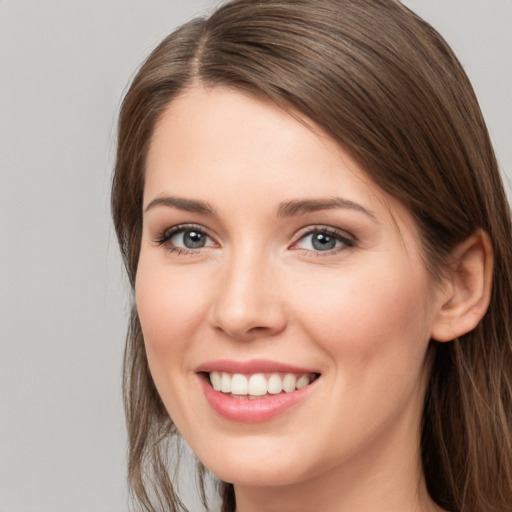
[290,262,433,374]
[134,260,218,431]
[285,263,434,463]
[135,260,210,365]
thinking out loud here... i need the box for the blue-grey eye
[170,229,212,249]
[295,229,352,252]
[311,232,337,251]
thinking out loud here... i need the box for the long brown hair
[111,1,512,510]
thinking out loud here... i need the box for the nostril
[247,326,268,333]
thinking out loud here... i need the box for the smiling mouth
[205,371,320,399]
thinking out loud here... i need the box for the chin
[208,457,310,488]
[187,431,325,488]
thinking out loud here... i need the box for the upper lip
[195,359,319,375]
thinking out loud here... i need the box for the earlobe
[431,230,493,342]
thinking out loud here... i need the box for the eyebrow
[144,196,215,215]
[277,197,378,221]
[144,195,378,222]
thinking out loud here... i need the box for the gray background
[0,1,510,511]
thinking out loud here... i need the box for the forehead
[147,87,368,197]
[144,86,418,242]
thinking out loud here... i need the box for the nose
[208,249,288,340]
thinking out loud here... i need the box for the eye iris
[312,232,336,251]
[183,230,206,248]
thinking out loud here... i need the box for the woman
[111,1,512,511]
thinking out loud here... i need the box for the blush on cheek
[135,278,175,360]
[301,268,431,366]
[136,267,211,358]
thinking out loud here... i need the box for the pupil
[312,233,336,251]
[184,230,205,248]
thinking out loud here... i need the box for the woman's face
[137,87,444,490]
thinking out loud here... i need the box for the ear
[431,230,493,342]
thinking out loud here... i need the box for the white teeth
[210,371,222,391]
[248,373,267,396]
[267,373,283,394]
[208,371,316,396]
[231,373,248,395]
[221,372,231,393]
[296,374,310,390]
[282,373,297,392]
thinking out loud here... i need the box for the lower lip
[199,375,316,423]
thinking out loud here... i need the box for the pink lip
[195,358,317,374]
[196,359,319,423]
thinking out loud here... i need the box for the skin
[136,86,452,512]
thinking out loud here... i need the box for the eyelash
[291,226,355,256]
[154,224,356,256]
[154,223,217,256]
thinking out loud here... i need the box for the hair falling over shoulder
[111,1,512,510]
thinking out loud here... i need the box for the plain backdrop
[0,1,510,511]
